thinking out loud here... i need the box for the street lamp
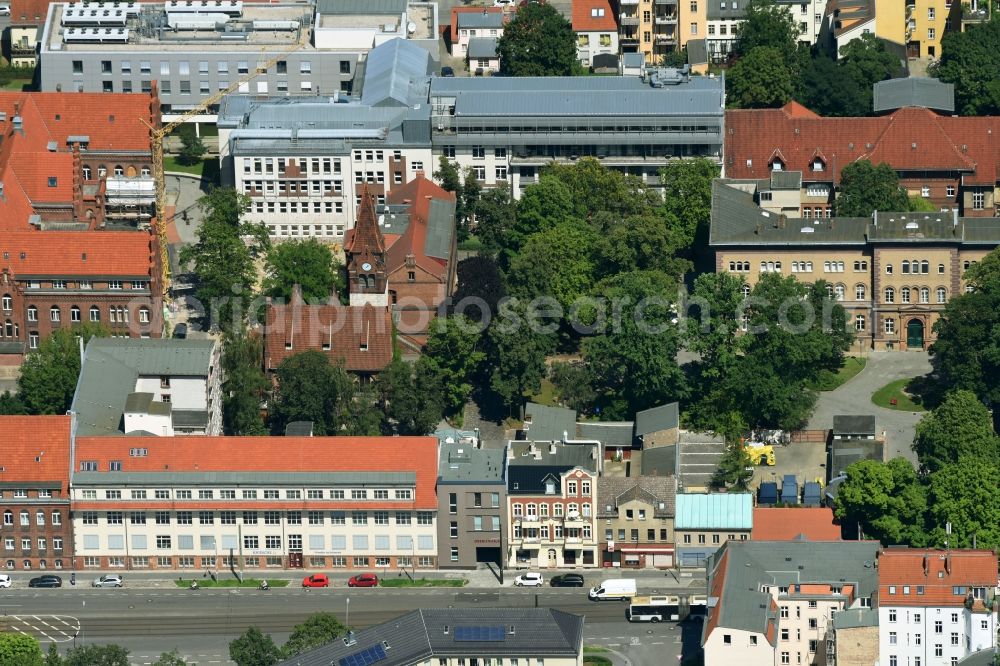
[346,597,350,628]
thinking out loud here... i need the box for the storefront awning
[618,545,675,554]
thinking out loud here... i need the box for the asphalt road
[0,584,704,665]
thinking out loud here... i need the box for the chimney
[945,556,952,574]
[923,554,929,576]
[776,214,786,229]
[549,443,557,455]
[755,223,763,235]
[72,143,85,223]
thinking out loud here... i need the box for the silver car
[92,574,123,588]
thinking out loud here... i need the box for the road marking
[4,615,80,643]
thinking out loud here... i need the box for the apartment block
[437,440,507,569]
[70,435,439,571]
[705,0,827,63]
[906,0,947,58]
[0,416,74,573]
[877,549,998,666]
[597,476,676,569]
[572,0,618,68]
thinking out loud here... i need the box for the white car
[92,574,123,588]
[514,572,544,587]
[0,574,11,588]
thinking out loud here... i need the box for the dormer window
[811,158,825,172]
[770,159,784,172]
[545,480,556,495]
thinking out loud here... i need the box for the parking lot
[750,440,828,498]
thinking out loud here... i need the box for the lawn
[806,357,867,392]
[584,658,612,666]
[0,79,33,91]
[379,577,467,588]
[163,156,220,184]
[871,378,927,412]
[528,378,559,407]
[173,577,289,588]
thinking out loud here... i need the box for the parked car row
[302,573,380,588]
[0,574,127,589]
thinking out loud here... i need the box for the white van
[588,578,637,601]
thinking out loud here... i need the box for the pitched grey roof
[832,415,876,436]
[576,421,634,448]
[523,403,577,443]
[770,170,802,190]
[621,52,645,69]
[676,431,726,489]
[704,540,881,639]
[640,445,676,477]
[467,37,498,59]
[597,476,677,518]
[361,38,433,108]
[87,338,215,376]
[284,421,314,436]
[123,393,171,417]
[457,12,504,29]
[172,409,209,428]
[425,198,456,260]
[316,0,406,15]
[277,608,584,666]
[873,77,955,114]
[634,402,679,436]
[686,39,707,66]
[832,607,878,630]
[438,442,506,484]
[829,439,884,479]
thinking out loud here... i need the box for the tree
[799,54,868,117]
[660,47,688,68]
[376,358,445,435]
[45,645,61,666]
[497,2,578,77]
[221,331,268,435]
[262,238,342,303]
[229,627,282,666]
[507,222,598,310]
[462,166,482,227]
[833,160,909,217]
[0,390,27,415]
[423,316,485,417]
[61,644,130,666]
[179,188,269,329]
[582,271,687,418]
[926,457,1000,550]
[452,255,507,321]
[595,214,690,279]
[932,18,1000,115]
[834,458,928,544]
[0,633,43,666]
[176,124,207,166]
[549,361,598,414]
[733,0,799,60]
[483,299,556,412]
[17,323,108,414]
[711,442,754,490]
[151,651,189,666]
[434,156,466,232]
[540,158,659,220]
[726,47,795,109]
[269,351,355,435]
[282,612,347,659]
[929,248,1000,417]
[659,158,719,257]
[913,390,999,472]
[838,33,901,112]
[471,184,517,259]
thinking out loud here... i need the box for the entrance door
[906,319,924,350]
[547,549,557,568]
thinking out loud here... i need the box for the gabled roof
[873,77,955,114]
[74,435,439,508]
[360,38,432,108]
[0,415,72,490]
[0,230,156,277]
[878,548,997,607]
[385,174,456,280]
[675,493,753,530]
[523,403,577,442]
[467,37,499,59]
[572,0,616,31]
[751,508,842,541]
[597,475,677,518]
[264,301,393,373]
[457,11,505,29]
[634,402,679,436]
[449,6,505,42]
[832,415,876,435]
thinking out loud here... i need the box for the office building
[436,440,507,569]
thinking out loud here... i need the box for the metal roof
[73,471,416,486]
[466,36,498,59]
[361,38,433,108]
[457,12,505,29]
[634,402,679,436]
[576,421,634,448]
[316,0,406,15]
[873,77,955,114]
[437,442,506,484]
[830,439,884,479]
[832,415,876,435]
[523,403,577,443]
[277,608,584,665]
[123,393,171,417]
[87,338,215,376]
[675,493,753,530]
[424,197,456,260]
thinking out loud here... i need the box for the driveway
[808,352,932,466]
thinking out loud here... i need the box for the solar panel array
[338,644,387,666]
[453,626,506,642]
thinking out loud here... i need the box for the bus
[626,595,681,623]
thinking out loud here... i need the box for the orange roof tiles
[0,230,156,277]
[74,435,440,508]
[264,301,394,373]
[572,0,616,32]
[725,103,1000,185]
[385,174,455,280]
[752,508,842,542]
[0,416,72,491]
[878,549,997,607]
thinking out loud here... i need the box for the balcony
[517,515,540,528]
[654,0,677,5]
[619,0,639,4]
[620,35,640,46]
[565,536,583,544]
[655,34,677,44]
[619,14,640,25]
[655,14,677,24]
[563,514,586,528]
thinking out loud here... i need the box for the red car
[302,574,329,588]
[347,573,379,588]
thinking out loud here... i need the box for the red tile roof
[74,435,439,509]
[385,174,455,280]
[572,0,616,32]
[725,103,1000,185]
[878,549,997,607]
[0,230,157,277]
[751,508,842,541]
[264,301,394,373]
[0,416,72,491]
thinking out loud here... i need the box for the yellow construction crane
[142,43,304,290]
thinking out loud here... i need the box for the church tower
[345,187,389,308]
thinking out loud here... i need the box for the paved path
[808,352,932,465]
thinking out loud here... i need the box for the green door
[906,319,924,350]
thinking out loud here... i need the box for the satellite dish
[407,21,417,34]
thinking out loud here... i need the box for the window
[781,653,789,664]
[921,186,930,198]
[901,287,911,303]
[855,314,866,331]
[973,191,985,209]
[928,27,936,40]
[935,621,943,634]
[884,287,895,303]
[889,610,897,622]
[920,287,929,303]
[90,306,100,322]
[156,535,171,549]
[884,318,895,334]
[886,264,893,274]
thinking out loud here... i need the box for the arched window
[49,306,60,322]
[512,503,523,517]
[70,306,81,322]
[938,263,945,274]
[27,305,37,322]
[901,287,911,304]
[742,284,751,298]
[774,261,782,271]
[855,314,866,331]
[921,260,929,274]
[805,262,813,272]
[884,287,895,303]
[902,260,910,274]
[729,261,735,271]
[825,284,834,297]
[140,167,151,177]
[19,511,28,526]
[919,287,929,303]
[582,503,591,517]
[856,284,866,301]
[90,306,100,322]
[3,510,11,526]
[35,511,45,526]
[553,503,564,517]
[885,264,893,274]
[936,287,946,303]
[3,320,10,338]
[526,503,537,518]
[97,164,107,178]
[834,284,845,301]
[113,165,124,176]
